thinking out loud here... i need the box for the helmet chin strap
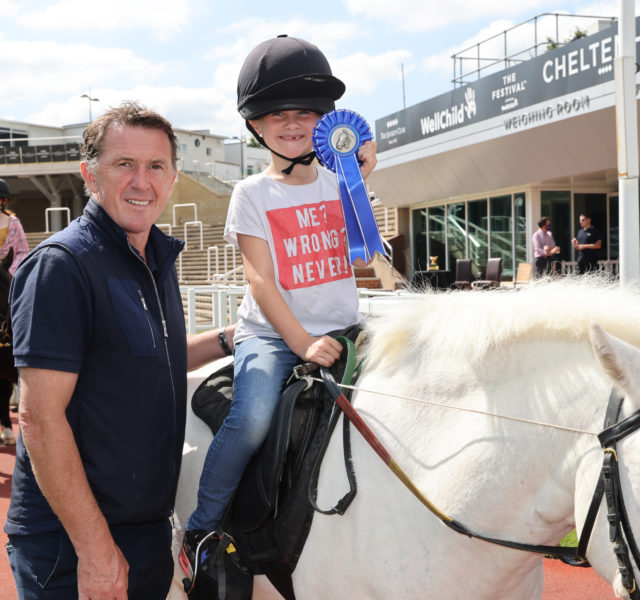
[247,122,315,175]
[271,149,316,175]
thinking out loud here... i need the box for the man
[532,216,559,277]
[5,102,234,600]
[572,213,602,274]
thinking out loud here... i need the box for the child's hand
[358,140,377,179]
[298,335,342,367]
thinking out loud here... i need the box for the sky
[0,0,628,139]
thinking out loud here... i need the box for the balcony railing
[0,142,81,165]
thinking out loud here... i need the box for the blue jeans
[6,519,172,599]
[187,336,300,531]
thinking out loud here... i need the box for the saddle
[190,326,361,600]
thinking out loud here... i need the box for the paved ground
[0,413,617,599]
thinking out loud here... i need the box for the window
[467,199,487,277]
[489,195,512,279]
[514,192,526,268]
[412,209,427,272]
[541,191,571,262]
[446,202,466,271]
[608,195,618,260]
[427,206,446,271]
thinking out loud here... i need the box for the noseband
[577,389,640,598]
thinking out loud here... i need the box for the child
[181,34,377,592]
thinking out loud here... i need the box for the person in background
[0,178,28,445]
[572,213,602,274]
[5,102,235,600]
[532,216,559,277]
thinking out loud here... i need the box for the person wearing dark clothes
[572,214,603,274]
[0,177,29,445]
[5,102,235,600]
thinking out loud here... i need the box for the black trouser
[577,260,598,275]
[535,256,552,277]
[0,378,12,428]
[7,519,173,600]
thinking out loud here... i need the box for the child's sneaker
[179,530,220,597]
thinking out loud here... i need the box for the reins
[305,338,640,596]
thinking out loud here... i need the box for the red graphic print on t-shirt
[267,200,353,290]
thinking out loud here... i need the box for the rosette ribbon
[313,110,387,264]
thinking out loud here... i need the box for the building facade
[370,16,630,281]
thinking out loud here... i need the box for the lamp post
[80,93,99,122]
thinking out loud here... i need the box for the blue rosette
[313,109,387,264]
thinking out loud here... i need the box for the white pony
[172,278,640,600]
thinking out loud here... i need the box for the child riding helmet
[237,34,345,174]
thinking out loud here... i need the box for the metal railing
[181,284,246,334]
[183,221,203,250]
[451,12,617,87]
[181,284,422,334]
[44,207,71,233]
[213,264,246,284]
[0,140,82,165]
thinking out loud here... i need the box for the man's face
[579,215,591,229]
[81,124,176,253]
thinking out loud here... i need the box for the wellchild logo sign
[420,88,477,135]
[376,17,634,151]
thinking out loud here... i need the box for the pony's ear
[590,322,640,406]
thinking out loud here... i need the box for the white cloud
[27,85,245,137]
[16,0,195,39]
[343,0,573,32]
[334,49,412,98]
[0,0,19,17]
[1,40,165,109]
[216,18,365,56]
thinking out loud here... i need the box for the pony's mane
[362,277,640,372]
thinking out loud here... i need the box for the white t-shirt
[224,166,360,343]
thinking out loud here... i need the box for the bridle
[578,389,640,598]
[314,362,640,598]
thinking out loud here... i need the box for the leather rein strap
[318,364,640,592]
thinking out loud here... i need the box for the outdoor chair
[502,262,532,288]
[451,259,473,290]
[471,258,503,290]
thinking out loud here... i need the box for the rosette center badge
[330,125,358,156]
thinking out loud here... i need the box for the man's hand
[77,540,129,600]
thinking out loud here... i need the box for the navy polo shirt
[576,226,602,264]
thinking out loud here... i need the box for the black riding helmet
[237,34,345,174]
